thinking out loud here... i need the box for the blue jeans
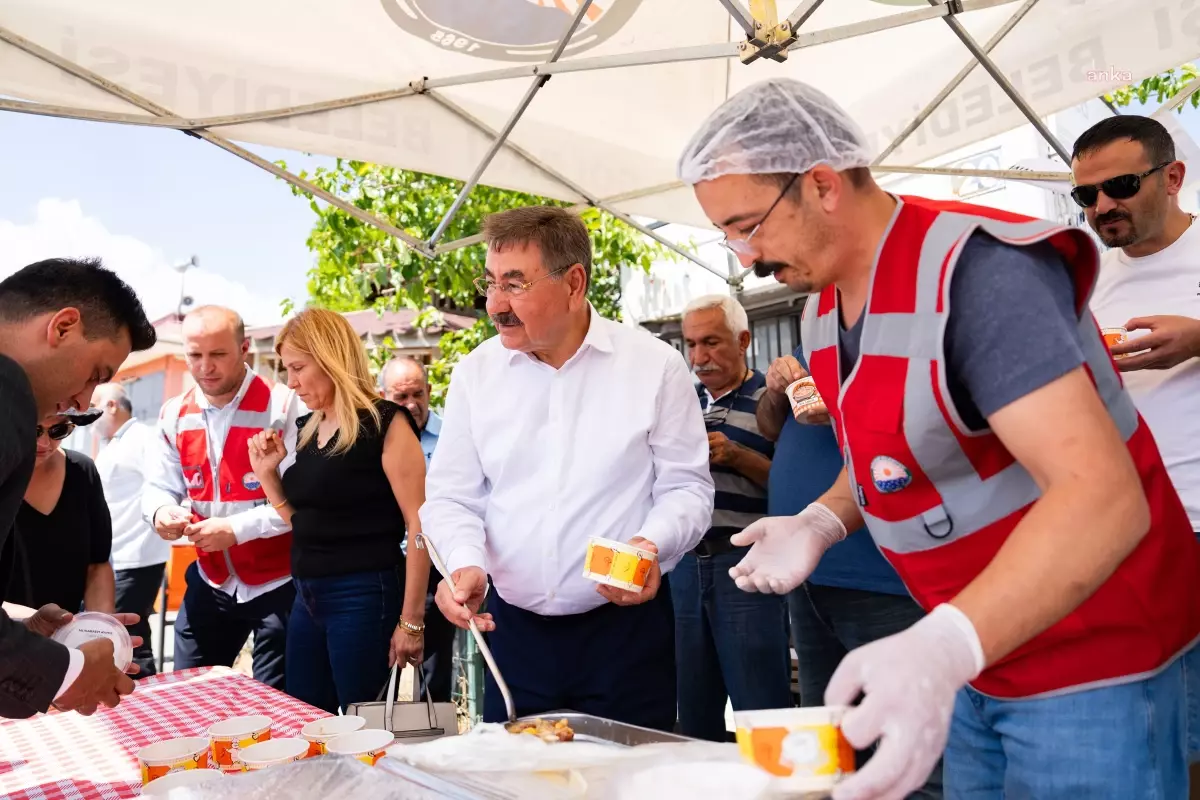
[946,654,1192,799]
[671,549,793,742]
[287,569,400,714]
[789,582,942,799]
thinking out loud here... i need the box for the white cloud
[0,199,284,325]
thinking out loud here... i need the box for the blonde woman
[246,308,430,713]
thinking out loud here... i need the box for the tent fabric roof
[0,0,1190,236]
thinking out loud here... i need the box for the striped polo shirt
[697,370,773,542]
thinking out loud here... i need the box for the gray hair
[97,382,133,413]
[379,356,427,390]
[683,294,749,337]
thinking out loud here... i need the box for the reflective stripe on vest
[800,196,1200,698]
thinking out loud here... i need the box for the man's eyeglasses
[36,421,75,441]
[1071,163,1170,209]
[722,173,800,256]
[473,265,573,297]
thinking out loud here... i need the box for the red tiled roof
[245,308,477,340]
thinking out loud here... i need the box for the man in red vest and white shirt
[679,78,1200,800]
[142,306,301,690]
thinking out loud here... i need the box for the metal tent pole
[718,0,758,36]
[0,25,434,256]
[927,0,1070,163]
[424,0,595,249]
[874,0,1040,164]
[426,91,730,281]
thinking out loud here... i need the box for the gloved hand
[729,503,847,593]
[826,604,986,800]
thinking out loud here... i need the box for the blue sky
[3,96,1200,326]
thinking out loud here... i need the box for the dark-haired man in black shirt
[0,257,156,718]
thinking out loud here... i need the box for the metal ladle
[416,534,516,723]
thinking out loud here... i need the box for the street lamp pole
[174,255,199,320]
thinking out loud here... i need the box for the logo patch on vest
[242,472,262,492]
[183,468,205,491]
[870,456,912,494]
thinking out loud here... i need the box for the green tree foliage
[280,159,669,406]
[1106,64,1200,112]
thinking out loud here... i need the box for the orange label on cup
[140,749,208,785]
[305,740,324,758]
[588,546,613,575]
[737,724,854,778]
[212,730,271,771]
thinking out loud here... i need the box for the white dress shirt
[141,370,303,602]
[95,419,171,571]
[420,309,714,616]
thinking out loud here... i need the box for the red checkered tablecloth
[0,667,327,799]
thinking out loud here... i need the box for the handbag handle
[375,664,441,736]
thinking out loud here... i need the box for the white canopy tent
[1,0,1195,284]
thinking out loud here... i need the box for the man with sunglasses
[678,78,1200,799]
[0,257,156,719]
[1073,114,1200,784]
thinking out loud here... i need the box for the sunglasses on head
[36,421,76,441]
[1071,162,1170,209]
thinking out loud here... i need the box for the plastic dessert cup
[207,714,272,773]
[136,737,210,786]
[581,536,656,592]
[50,612,133,672]
[325,729,396,766]
[734,706,855,793]
[300,714,367,757]
[238,738,310,771]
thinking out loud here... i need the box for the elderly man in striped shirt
[675,295,793,742]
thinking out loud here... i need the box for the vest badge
[870,455,912,494]
[183,468,205,491]
[242,472,262,492]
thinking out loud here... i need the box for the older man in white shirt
[91,383,171,677]
[422,206,714,730]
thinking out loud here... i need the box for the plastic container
[50,612,133,672]
[207,714,272,773]
[300,715,366,757]
[581,537,656,592]
[239,738,310,771]
[733,706,855,793]
[325,729,396,766]
[142,767,224,796]
[785,377,828,421]
[136,737,211,785]
[1101,326,1130,359]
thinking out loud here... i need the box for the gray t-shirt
[839,232,1085,430]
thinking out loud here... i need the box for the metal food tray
[522,711,690,746]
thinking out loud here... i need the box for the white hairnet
[678,78,873,185]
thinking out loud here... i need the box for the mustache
[1095,210,1130,226]
[693,365,719,374]
[490,311,522,326]
[752,260,788,278]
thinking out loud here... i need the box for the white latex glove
[826,604,986,800]
[729,503,847,593]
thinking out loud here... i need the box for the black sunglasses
[36,421,76,441]
[1071,163,1171,209]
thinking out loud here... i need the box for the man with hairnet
[678,77,1200,799]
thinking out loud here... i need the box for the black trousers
[173,562,294,690]
[482,579,676,731]
[114,563,165,679]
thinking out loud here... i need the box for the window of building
[125,372,166,425]
[748,313,801,373]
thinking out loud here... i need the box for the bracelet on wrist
[398,617,425,634]
[271,498,288,509]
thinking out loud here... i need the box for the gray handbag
[345,665,458,743]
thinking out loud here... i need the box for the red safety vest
[162,374,292,587]
[800,195,1200,698]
